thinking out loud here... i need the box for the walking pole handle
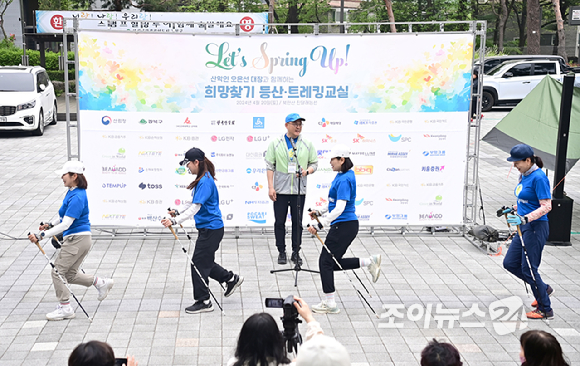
[504,213,511,229]
[168,226,179,240]
[517,225,523,237]
[29,233,46,255]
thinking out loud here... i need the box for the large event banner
[77,31,474,228]
[36,11,268,34]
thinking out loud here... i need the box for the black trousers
[319,220,360,294]
[191,227,233,302]
[273,194,306,254]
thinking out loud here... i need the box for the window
[533,63,557,75]
[0,73,34,92]
[507,63,532,77]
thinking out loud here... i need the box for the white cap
[55,161,85,176]
[330,144,350,158]
[295,335,351,366]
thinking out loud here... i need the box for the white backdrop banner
[77,31,475,228]
[36,11,268,34]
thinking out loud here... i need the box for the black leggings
[191,227,233,302]
[319,220,360,294]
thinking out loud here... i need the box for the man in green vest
[265,113,318,265]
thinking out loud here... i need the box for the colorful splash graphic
[349,40,473,113]
[78,33,204,113]
[77,32,473,113]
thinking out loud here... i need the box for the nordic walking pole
[167,225,225,314]
[168,208,225,291]
[516,224,544,310]
[29,233,93,322]
[309,209,373,297]
[306,224,378,318]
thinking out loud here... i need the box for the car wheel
[49,102,57,125]
[32,110,45,136]
[482,91,494,112]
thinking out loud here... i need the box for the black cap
[507,144,534,162]
[180,147,205,166]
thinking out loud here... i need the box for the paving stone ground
[1,107,579,365]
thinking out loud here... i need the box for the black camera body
[265,295,302,354]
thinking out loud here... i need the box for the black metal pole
[340,0,345,33]
[553,73,574,199]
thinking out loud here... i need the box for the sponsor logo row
[100,116,451,129]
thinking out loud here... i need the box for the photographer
[227,297,322,366]
[68,340,137,366]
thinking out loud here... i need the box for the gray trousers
[52,234,94,303]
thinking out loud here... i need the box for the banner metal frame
[61,19,486,239]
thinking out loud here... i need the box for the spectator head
[420,339,462,366]
[69,341,115,366]
[233,312,290,366]
[520,330,569,366]
[295,335,350,366]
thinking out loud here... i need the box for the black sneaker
[278,252,287,265]
[291,252,303,266]
[224,274,244,297]
[185,300,213,314]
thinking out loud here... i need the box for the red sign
[51,15,64,30]
[240,16,254,32]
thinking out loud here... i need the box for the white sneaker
[96,278,114,301]
[312,300,340,314]
[46,304,75,321]
[367,254,381,283]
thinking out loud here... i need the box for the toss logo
[139,182,163,190]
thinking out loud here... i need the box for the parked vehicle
[0,66,57,136]
[481,59,580,112]
[479,55,580,74]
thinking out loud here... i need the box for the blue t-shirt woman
[161,147,243,314]
[503,144,553,319]
[306,144,382,315]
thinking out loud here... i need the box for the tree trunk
[552,0,567,62]
[526,0,541,54]
[498,0,508,52]
[286,0,299,34]
[516,0,527,49]
[384,0,396,33]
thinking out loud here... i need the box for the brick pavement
[0,110,579,365]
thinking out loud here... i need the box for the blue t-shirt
[58,188,91,236]
[328,170,358,224]
[191,172,224,230]
[515,169,551,221]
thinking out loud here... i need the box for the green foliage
[180,0,266,12]
[0,49,75,70]
[39,0,94,10]
[46,69,76,81]
[349,0,474,33]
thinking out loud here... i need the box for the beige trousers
[52,234,94,303]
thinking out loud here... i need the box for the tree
[527,0,541,54]
[384,0,396,33]
[39,0,94,10]
[0,0,14,40]
[551,0,567,61]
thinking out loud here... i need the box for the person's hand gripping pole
[27,232,93,322]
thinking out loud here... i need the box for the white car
[481,59,580,112]
[0,66,57,136]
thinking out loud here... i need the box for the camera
[114,358,128,366]
[265,295,302,354]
